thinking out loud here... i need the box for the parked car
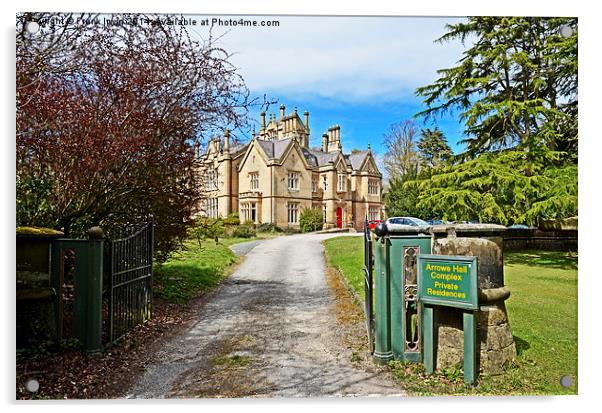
[367,220,381,231]
[385,216,430,227]
[507,224,530,229]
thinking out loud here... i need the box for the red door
[336,207,343,228]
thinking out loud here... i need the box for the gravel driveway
[126,232,404,398]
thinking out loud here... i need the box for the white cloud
[189,15,468,101]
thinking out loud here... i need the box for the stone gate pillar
[430,224,517,374]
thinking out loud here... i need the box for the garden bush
[223,216,240,226]
[257,223,280,233]
[299,207,324,232]
[190,217,224,246]
[232,225,256,238]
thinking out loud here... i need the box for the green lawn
[323,236,578,395]
[154,239,238,303]
[323,236,366,299]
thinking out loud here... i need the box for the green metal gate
[363,218,375,354]
[107,221,154,343]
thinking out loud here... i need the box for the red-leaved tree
[16,13,252,259]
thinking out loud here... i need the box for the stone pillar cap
[384,223,432,235]
[88,226,105,239]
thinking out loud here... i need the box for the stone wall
[504,229,577,252]
[434,303,516,374]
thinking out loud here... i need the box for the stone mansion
[198,105,382,230]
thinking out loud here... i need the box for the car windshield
[388,218,403,224]
[409,218,429,226]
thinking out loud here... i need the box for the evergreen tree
[417,128,453,167]
[384,170,429,219]
[405,150,577,225]
[416,17,577,163]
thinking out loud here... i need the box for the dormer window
[288,171,300,190]
[250,172,259,190]
[337,174,347,192]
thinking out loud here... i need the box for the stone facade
[198,105,383,230]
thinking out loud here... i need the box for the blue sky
[189,15,470,159]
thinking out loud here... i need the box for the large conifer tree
[385,17,578,225]
[416,17,577,162]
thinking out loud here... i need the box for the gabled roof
[230,143,248,155]
[256,138,293,160]
[300,147,318,167]
[256,139,275,158]
[241,137,376,173]
[307,148,338,167]
[346,150,370,170]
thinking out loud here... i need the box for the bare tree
[382,120,421,179]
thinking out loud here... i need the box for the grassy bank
[323,236,578,395]
[154,239,238,303]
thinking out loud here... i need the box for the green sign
[417,254,478,310]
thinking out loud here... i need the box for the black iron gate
[107,221,154,343]
[364,218,375,354]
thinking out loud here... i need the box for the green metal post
[389,236,431,361]
[373,238,393,364]
[463,311,476,385]
[75,227,104,353]
[389,241,403,359]
[422,304,434,374]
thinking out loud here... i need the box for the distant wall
[503,228,577,252]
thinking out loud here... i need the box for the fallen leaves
[16,296,207,399]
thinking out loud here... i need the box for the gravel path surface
[126,232,404,398]
[228,239,265,257]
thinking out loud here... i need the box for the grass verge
[154,239,238,304]
[323,236,578,395]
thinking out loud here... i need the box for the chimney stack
[260,112,266,129]
[224,129,230,150]
[326,125,342,152]
[280,104,285,120]
[322,132,329,152]
[304,111,309,129]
